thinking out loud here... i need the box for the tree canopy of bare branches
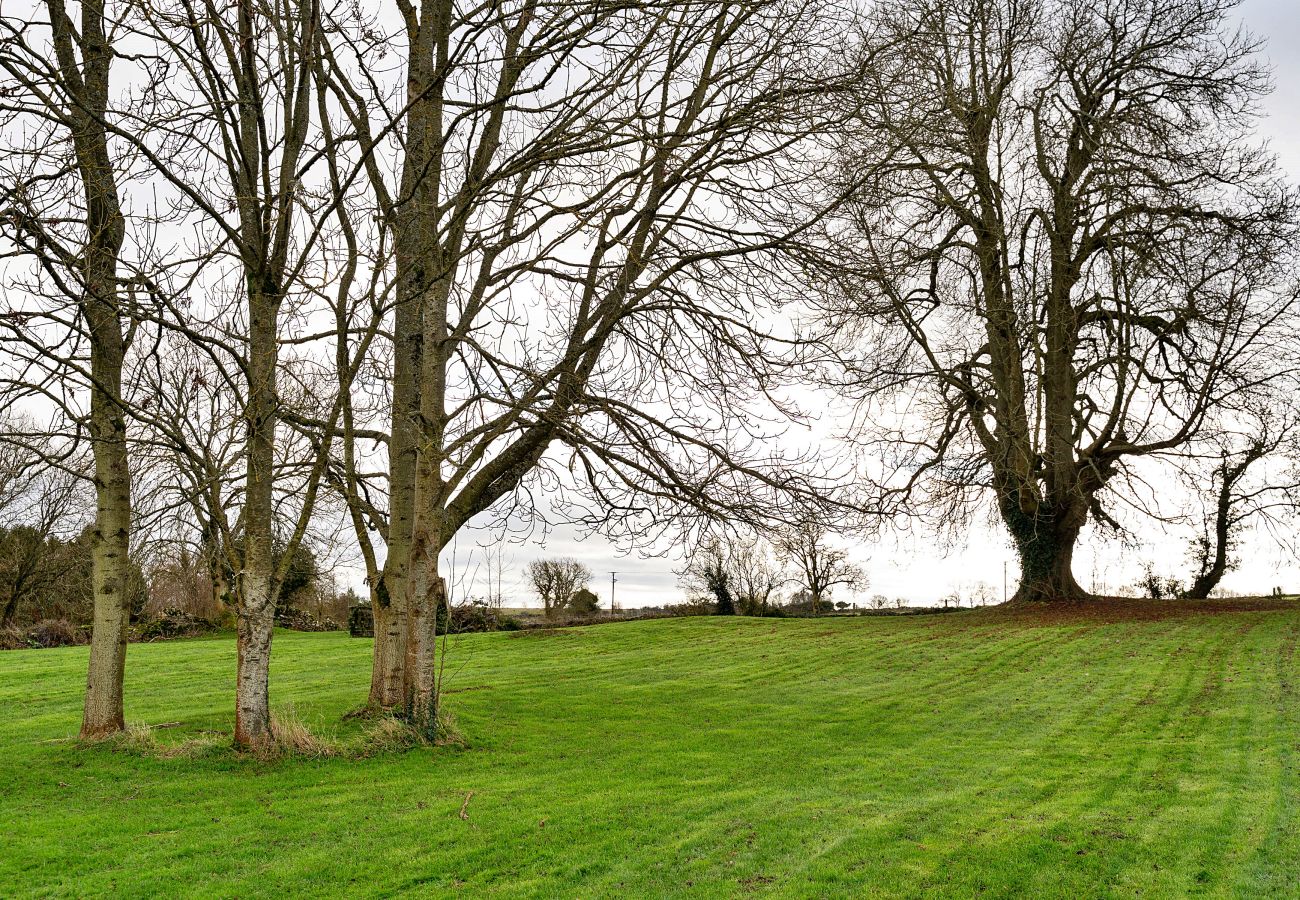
[811,0,1299,601]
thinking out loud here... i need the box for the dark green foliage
[348,603,374,638]
[566,588,600,615]
[448,602,521,634]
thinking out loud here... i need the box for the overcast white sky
[435,1,1300,611]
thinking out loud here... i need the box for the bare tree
[526,558,592,619]
[680,533,787,616]
[98,0,385,746]
[315,0,856,730]
[680,537,739,616]
[776,521,864,615]
[0,0,144,735]
[725,538,787,615]
[1178,407,1300,599]
[811,0,1298,601]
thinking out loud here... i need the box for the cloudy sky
[446,0,1300,610]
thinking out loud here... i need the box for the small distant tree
[727,539,787,615]
[526,559,592,618]
[680,535,786,616]
[567,588,600,615]
[971,583,996,607]
[681,539,737,616]
[868,594,888,610]
[776,523,865,616]
[1139,564,1165,600]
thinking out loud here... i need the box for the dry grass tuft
[256,703,336,759]
[80,703,463,762]
[90,722,223,760]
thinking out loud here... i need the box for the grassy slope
[2,603,1299,898]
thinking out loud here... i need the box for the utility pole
[610,571,619,615]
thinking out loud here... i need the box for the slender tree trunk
[81,381,132,737]
[1184,458,1245,600]
[1184,505,1230,600]
[369,290,419,708]
[51,0,135,740]
[235,291,279,747]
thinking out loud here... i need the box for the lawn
[3,600,1299,897]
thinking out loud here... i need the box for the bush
[0,618,88,650]
[137,608,217,641]
[447,602,522,634]
[279,610,341,632]
[567,588,601,615]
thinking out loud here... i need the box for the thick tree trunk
[1003,503,1091,603]
[403,538,445,741]
[368,289,420,708]
[234,575,274,746]
[402,271,448,737]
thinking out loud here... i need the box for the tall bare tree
[318,0,855,730]
[813,0,1298,601]
[107,0,383,745]
[0,0,143,735]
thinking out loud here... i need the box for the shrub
[446,602,522,634]
[0,618,88,650]
[137,608,217,641]
[566,588,601,615]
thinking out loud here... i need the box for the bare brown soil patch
[974,595,1296,626]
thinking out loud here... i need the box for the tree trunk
[1003,503,1090,603]
[234,573,274,746]
[368,288,419,708]
[1185,524,1229,600]
[235,291,279,747]
[80,403,132,738]
[1184,459,1240,600]
[66,0,132,740]
[404,542,445,741]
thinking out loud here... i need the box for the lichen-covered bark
[47,0,134,739]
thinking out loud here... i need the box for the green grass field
[3,600,1300,897]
